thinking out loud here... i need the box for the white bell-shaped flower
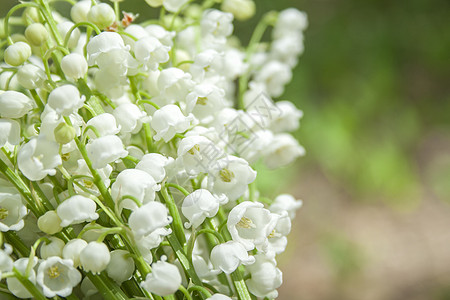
[135,36,170,71]
[113,103,147,134]
[129,202,171,239]
[210,241,255,274]
[151,105,195,142]
[262,133,305,169]
[182,189,227,228]
[62,239,88,268]
[145,24,175,47]
[189,49,224,82]
[269,101,303,133]
[208,156,257,201]
[36,256,82,298]
[157,68,194,102]
[57,195,99,227]
[87,32,128,66]
[106,250,135,283]
[192,254,219,281]
[0,91,35,118]
[245,253,282,299]
[266,212,291,254]
[37,211,62,235]
[273,8,308,39]
[80,241,111,274]
[61,53,88,80]
[17,136,62,181]
[111,169,160,211]
[227,201,277,251]
[0,119,21,148]
[86,135,128,169]
[135,153,173,183]
[141,259,182,296]
[40,237,65,259]
[269,194,303,220]
[0,190,27,232]
[176,135,224,175]
[7,257,38,298]
[185,84,226,123]
[201,9,234,41]
[86,113,120,138]
[57,21,81,49]
[17,64,46,89]
[47,85,85,116]
[254,61,292,98]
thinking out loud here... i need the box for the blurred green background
[2,0,450,299]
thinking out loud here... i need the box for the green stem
[230,269,252,300]
[159,186,186,245]
[166,183,190,197]
[178,285,192,300]
[3,2,41,45]
[188,286,212,298]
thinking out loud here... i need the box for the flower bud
[80,242,111,274]
[61,53,88,80]
[40,237,65,259]
[221,0,255,21]
[22,7,40,23]
[145,0,163,7]
[25,23,49,46]
[17,64,46,89]
[37,211,62,235]
[4,42,31,66]
[71,0,91,23]
[106,250,135,283]
[54,122,76,144]
[88,3,115,29]
[62,239,88,268]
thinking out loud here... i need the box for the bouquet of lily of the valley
[0,0,306,299]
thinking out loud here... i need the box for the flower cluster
[0,0,306,299]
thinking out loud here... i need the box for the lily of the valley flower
[17,136,62,181]
[208,156,257,201]
[36,256,82,298]
[80,242,111,274]
[182,189,227,228]
[141,259,182,296]
[227,201,277,251]
[111,169,160,211]
[210,241,255,274]
[151,104,195,142]
[56,195,99,227]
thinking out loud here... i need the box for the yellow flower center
[196,97,208,106]
[83,179,94,189]
[237,216,256,229]
[188,144,200,155]
[219,168,234,183]
[48,266,60,279]
[0,207,8,220]
[61,153,70,161]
